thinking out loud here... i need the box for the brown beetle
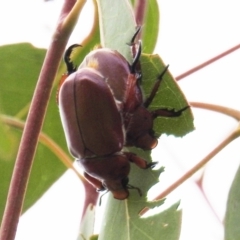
[58,29,188,200]
[58,44,154,200]
[78,34,188,150]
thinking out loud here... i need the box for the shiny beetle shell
[78,46,188,150]
[78,47,161,150]
[59,67,124,158]
[58,29,188,200]
[58,64,150,200]
[79,48,131,103]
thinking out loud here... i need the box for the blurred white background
[1,0,240,239]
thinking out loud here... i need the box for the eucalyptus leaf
[0,10,101,221]
[141,0,160,53]
[96,0,136,62]
[0,43,65,222]
[224,163,240,240]
[98,148,181,240]
[140,53,194,137]
[0,44,70,222]
[0,114,17,160]
[78,204,96,240]
[89,235,99,240]
[94,1,190,239]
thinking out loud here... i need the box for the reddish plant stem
[134,0,147,25]
[190,102,240,121]
[0,115,84,181]
[176,43,240,81]
[81,181,99,219]
[195,174,223,224]
[133,0,147,40]
[0,1,78,239]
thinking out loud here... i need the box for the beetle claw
[130,40,142,74]
[58,29,188,201]
[127,184,142,197]
[96,187,106,192]
[152,105,190,119]
[146,161,158,169]
[64,44,82,75]
[126,26,141,46]
[98,190,109,205]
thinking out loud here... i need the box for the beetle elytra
[58,29,188,200]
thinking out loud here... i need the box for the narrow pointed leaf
[225,163,240,240]
[97,0,136,62]
[141,0,160,53]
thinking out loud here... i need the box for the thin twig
[190,102,240,121]
[0,114,84,181]
[176,43,240,81]
[140,127,240,216]
[195,174,223,225]
[0,1,86,239]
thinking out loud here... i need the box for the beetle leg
[128,26,141,58]
[127,27,142,78]
[127,184,142,197]
[83,172,105,192]
[64,44,81,75]
[98,191,109,205]
[152,106,189,119]
[130,26,141,45]
[144,65,169,108]
[57,44,82,104]
[124,152,149,169]
[130,40,142,75]
[146,161,158,169]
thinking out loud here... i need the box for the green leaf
[0,43,57,222]
[99,170,181,240]
[0,44,45,117]
[99,199,181,240]
[0,12,101,221]
[96,0,136,62]
[141,53,194,137]
[124,0,160,53]
[98,148,181,240]
[0,115,18,160]
[89,235,99,240]
[94,0,185,240]
[224,164,240,240]
[141,0,160,53]
[78,204,96,240]
[0,44,67,222]
[96,0,193,137]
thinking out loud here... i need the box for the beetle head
[78,154,131,200]
[102,177,130,200]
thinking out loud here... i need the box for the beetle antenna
[127,184,142,197]
[144,65,169,108]
[64,44,81,75]
[130,26,142,45]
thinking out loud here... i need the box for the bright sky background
[1,0,240,240]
